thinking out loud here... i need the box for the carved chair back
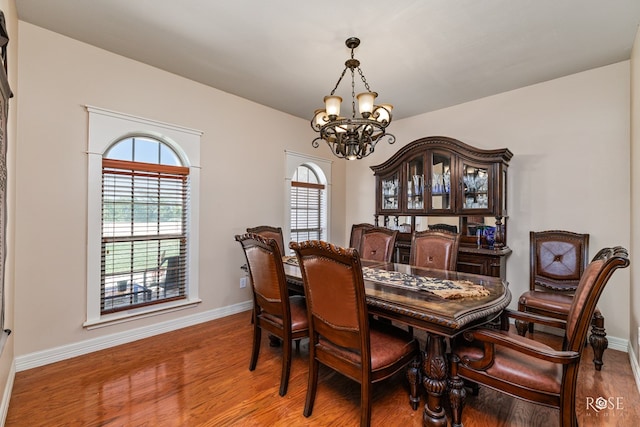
[359,227,398,262]
[236,233,288,319]
[530,230,589,293]
[349,223,375,252]
[247,225,286,256]
[409,229,460,270]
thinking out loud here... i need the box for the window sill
[83,298,202,330]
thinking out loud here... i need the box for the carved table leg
[448,353,466,427]
[589,311,607,371]
[422,334,448,427]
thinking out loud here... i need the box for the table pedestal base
[422,334,448,427]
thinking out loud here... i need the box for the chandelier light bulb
[323,96,342,119]
[375,104,393,123]
[357,92,377,118]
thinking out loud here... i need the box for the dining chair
[409,229,460,270]
[290,240,420,427]
[246,225,287,256]
[427,223,458,233]
[359,227,398,262]
[349,223,375,252]
[159,255,181,296]
[515,230,607,370]
[235,233,309,396]
[449,246,629,427]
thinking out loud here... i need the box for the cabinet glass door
[429,152,452,211]
[462,163,490,210]
[380,172,400,211]
[406,155,424,211]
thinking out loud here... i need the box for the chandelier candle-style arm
[310,37,395,160]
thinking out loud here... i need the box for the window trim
[85,106,202,328]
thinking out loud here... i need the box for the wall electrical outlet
[240,277,248,289]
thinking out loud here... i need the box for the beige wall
[631,26,640,361]
[13,22,346,356]
[347,62,632,340]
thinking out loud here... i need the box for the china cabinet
[371,136,513,279]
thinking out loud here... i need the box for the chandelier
[311,37,395,160]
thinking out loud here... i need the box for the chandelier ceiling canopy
[311,37,395,160]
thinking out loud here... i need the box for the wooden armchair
[515,230,607,370]
[235,233,308,396]
[449,246,629,427]
[409,229,460,270]
[290,240,420,426]
[359,227,398,262]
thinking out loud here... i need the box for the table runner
[283,256,489,299]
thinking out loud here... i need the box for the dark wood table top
[284,258,511,337]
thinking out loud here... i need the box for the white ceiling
[15,0,640,120]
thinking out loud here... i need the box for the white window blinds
[290,181,325,243]
[101,159,189,314]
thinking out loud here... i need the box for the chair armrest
[461,327,580,365]
[502,308,567,329]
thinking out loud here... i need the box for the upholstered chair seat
[454,332,563,395]
[519,290,572,313]
[260,294,308,331]
[317,321,416,373]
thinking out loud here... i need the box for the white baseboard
[628,342,640,396]
[14,300,253,372]
[522,322,629,352]
[0,361,15,426]
[608,335,628,352]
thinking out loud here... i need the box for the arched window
[290,164,327,243]
[86,106,201,328]
[101,136,189,313]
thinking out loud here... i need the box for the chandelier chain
[351,69,356,119]
[357,67,372,93]
[329,67,348,96]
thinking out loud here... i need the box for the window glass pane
[133,137,160,163]
[106,136,182,166]
[293,165,319,184]
[105,138,133,161]
[160,144,181,166]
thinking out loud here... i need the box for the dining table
[283,256,511,427]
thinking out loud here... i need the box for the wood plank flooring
[6,311,640,426]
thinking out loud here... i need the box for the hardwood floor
[7,311,640,426]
